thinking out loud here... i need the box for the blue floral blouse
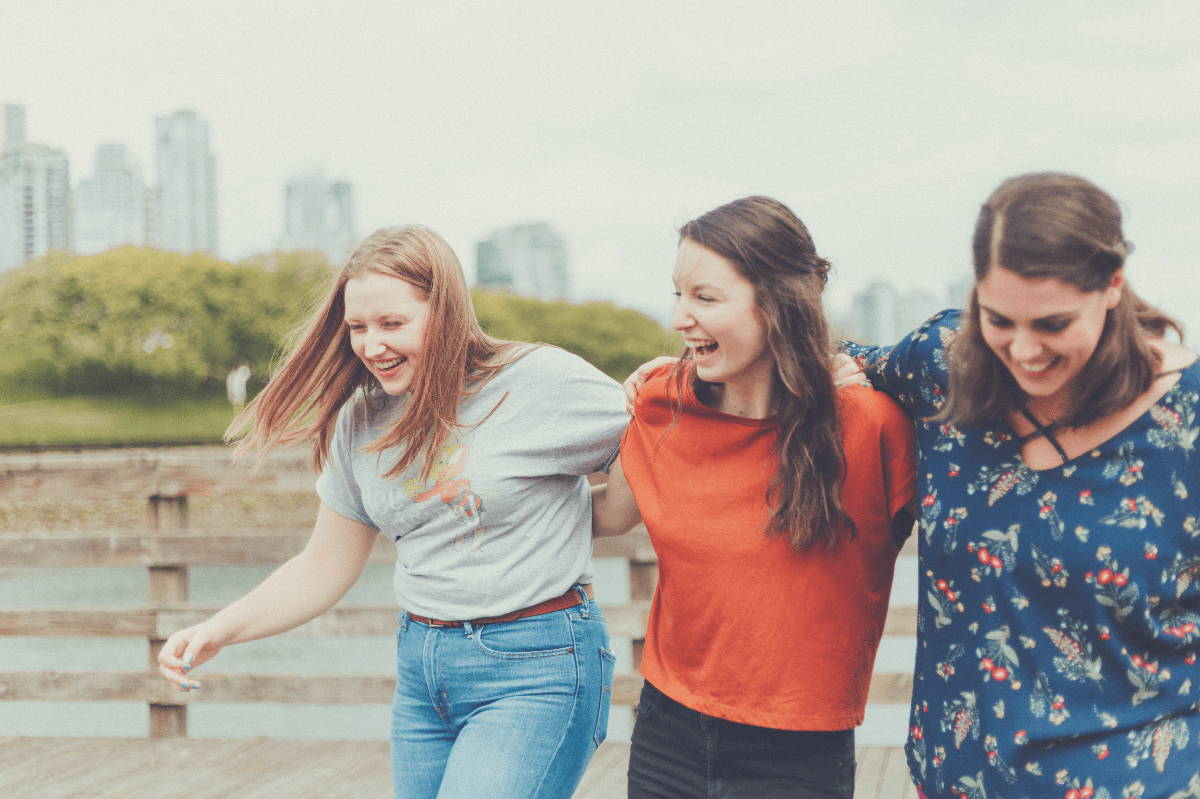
[844,310,1200,799]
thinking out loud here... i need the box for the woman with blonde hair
[158,225,629,799]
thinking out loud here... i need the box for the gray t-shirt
[316,345,628,620]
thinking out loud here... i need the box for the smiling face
[671,238,775,412]
[976,265,1123,419]
[343,270,430,395]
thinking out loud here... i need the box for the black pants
[627,681,856,799]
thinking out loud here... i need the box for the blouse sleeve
[839,308,962,421]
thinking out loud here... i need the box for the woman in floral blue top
[841,173,1200,799]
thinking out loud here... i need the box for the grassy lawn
[0,389,243,448]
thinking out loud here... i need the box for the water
[0,555,917,744]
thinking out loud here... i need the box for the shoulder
[501,344,611,381]
[1154,339,1198,373]
[838,385,911,434]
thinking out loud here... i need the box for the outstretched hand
[623,356,679,415]
[157,622,226,693]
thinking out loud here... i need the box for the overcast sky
[4,1,1198,333]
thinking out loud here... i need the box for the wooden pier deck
[0,737,917,798]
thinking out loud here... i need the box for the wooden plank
[883,604,917,636]
[0,670,395,704]
[866,672,915,705]
[0,447,317,503]
[0,607,160,637]
[0,601,652,640]
[592,529,656,562]
[0,531,396,568]
[0,669,649,708]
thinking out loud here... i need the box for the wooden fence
[0,447,915,738]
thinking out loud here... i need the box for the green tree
[471,290,679,382]
[0,248,330,395]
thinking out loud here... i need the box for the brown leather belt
[407,584,594,628]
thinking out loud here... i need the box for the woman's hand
[623,356,679,414]
[157,621,227,692]
[831,353,870,389]
[154,503,379,693]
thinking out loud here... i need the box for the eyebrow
[979,305,1076,324]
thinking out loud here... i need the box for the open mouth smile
[375,356,407,376]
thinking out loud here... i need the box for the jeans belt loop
[575,583,590,619]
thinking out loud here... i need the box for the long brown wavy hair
[669,196,854,550]
[226,225,528,482]
[941,173,1182,430]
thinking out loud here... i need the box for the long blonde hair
[227,225,527,481]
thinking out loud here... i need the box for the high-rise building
[74,143,147,255]
[0,105,71,271]
[2,104,27,150]
[154,109,217,255]
[279,170,356,266]
[847,280,943,345]
[475,222,569,300]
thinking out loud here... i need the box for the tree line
[0,247,676,397]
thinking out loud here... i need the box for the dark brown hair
[671,196,854,550]
[943,172,1182,429]
[227,225,527,480]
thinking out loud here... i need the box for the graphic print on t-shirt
[403,442,485,550]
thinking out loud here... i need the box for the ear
[1104,268,1124,310]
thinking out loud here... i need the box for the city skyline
[2,2,1197,332]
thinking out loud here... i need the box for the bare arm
[157,502,380,690]
[591,455,643,538]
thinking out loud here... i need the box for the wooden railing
[0,447,915,738]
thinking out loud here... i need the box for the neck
[707,380,775,419]
[1023,392,1072,428]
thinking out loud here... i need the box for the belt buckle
[427,618,458,628]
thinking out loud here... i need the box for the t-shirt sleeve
[839,308,960,420]
[538,347,630,475]
[314,397,377,528]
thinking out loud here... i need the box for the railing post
[628,559,658,673]
[147,494,189,738]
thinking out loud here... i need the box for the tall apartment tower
[0,104,72,271]
[74,143,147,255]
[154,109,217,255]
[475,222,569,300]
[279,171,356,266]
[848,280,943,345]
[2,104,27,150]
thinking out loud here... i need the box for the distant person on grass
[158,226,628,799]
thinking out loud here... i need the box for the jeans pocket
[472,613,576,660]
[594,647,616,746]
[634,679,661,720]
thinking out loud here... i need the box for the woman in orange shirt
[593,196,918,798]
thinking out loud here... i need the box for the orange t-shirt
[621,367,916,731]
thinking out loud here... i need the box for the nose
[1009,326,1042,362]
[671,299,694,332]
[363,328,387,358]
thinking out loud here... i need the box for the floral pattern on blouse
[843,309,1200,799]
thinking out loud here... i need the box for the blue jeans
[391,589,615,799]
[627,681,856,799]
